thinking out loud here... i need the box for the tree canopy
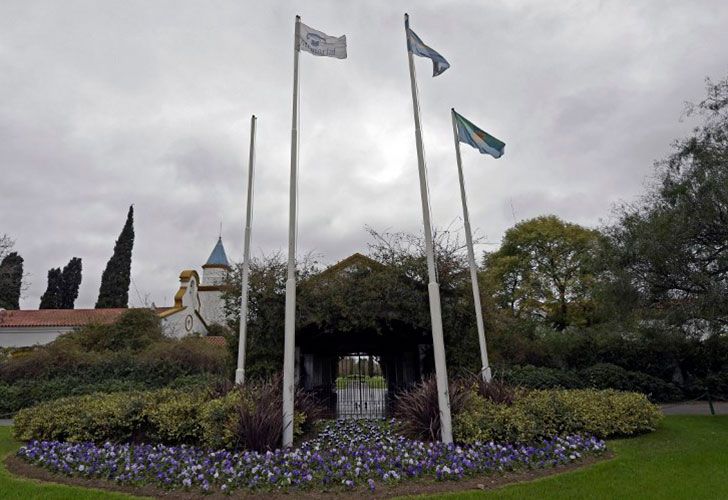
[484,215,603,330]
[39,257,82,309]
[0,235,24,310]
[39,268,63,309]
[96,206,134,309]
[606,77,728,332]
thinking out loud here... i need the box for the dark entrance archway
[294,253,436,418]
[296,322,434,419]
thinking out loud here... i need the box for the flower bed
[17,420,606,494]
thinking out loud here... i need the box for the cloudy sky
[1,1,726,309]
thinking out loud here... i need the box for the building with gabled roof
[0,237,231,348]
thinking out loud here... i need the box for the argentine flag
[453,109,506,158]
[406,19,450,76]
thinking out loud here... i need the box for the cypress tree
[59,257,82,309]
[39,268,63,309]
[96,205,134,308]
[0,252,23,309]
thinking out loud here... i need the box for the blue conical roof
[204,237,230,267]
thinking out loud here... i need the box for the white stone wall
[199,289,227,326]
[160,271,208,338]
[0,326,75,348]
[161,310,207,338]
[202,267,226,287]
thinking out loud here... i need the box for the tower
[199,237,231,326]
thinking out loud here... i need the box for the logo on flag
[298,22,347,59]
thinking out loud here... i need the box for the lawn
[407,416,728,500]
[0,416,726,499]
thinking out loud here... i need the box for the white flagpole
[282,15,301,448]
[235,114,257,385]
[404,13,453,444]
[451,109,492,382]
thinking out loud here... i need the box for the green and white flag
[453,109,505,158]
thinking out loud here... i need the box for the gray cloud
[1,0,726,309]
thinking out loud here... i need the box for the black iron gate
[335,354,388,419]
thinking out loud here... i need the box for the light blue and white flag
[298,22,347,59]
[453,109,506,158]
[406,21,450,76]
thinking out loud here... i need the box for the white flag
[298,22,347,59]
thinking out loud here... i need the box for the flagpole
[451,109,492,382]
[404,13,453,444]
[282,15,300,448]
[235,114,257,385]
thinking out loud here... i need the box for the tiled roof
[0,307,176,328]
[204,335,227,347]
[0,308,128,327]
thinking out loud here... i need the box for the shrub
[0,372,227,417]
[475,377,515,405]
[501,363,683,402]
[218,375,325,452]
[0,310,230,388]
[581,363,682,402]
[703,371,728,400]
[200,390,241,450]
[231,377,283,452]
[137,337,231,384]
[394,376,472,442]
[503,365,584,389]
[14,379,325,450]
[453,388,662,444]
[74,309,164,352]
[145,389,207,444]
[0,376,148,416]
[366,375,386,389]
[14,391,154,443]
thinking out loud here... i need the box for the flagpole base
[234,369,245,385]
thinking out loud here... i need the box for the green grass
[1,417,726,499]
[0,426,146,500]
[406,416,728,500]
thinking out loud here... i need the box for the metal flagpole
[451,109,492,382]
[404,13,453,444]
[235,114,257,385]
[282,15,301,448]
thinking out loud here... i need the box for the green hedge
[503,363,683,402]
[0,373,222,418]
[14,385,315,450]
[13,389,213,445]
[453,388,662,444]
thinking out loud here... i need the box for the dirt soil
[5,452,611,499]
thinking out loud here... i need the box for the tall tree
[59,257,82,309]
[96,205,134,308]
[485,215,603,330]
[0,251,24,310]
[39,268,63,309]
[0,234,13,261]
[607,76,728,332]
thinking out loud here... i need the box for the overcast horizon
[1,1,727,310]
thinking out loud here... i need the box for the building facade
[0,237,231,348]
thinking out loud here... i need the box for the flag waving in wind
[298,22,347,59]
[406,18,450,76]
[453,109,506,158]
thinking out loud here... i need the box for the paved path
[0,419,13,426]
[660,401,728,415]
